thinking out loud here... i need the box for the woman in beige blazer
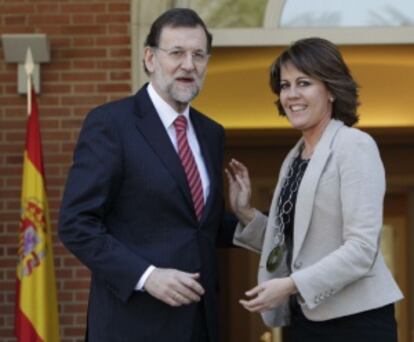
[226,38,402,341]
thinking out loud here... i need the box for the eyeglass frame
[152,46,211,65]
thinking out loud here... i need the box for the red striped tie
[174,115,204,221]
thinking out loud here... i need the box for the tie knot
[174,115,187,132]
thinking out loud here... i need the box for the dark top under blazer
[58,85,235,342]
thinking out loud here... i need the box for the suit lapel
[133,87,194,211]
[293,120,343,259]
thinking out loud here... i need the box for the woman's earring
[329,97,335,102]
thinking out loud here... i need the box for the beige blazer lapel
[293,120,344,260]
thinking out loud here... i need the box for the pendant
[266,245,284,273]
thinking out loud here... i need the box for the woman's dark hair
[145,8,212,52]
[269,37,359,126]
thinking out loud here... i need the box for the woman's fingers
[229,159,251,188]
[226,164,249,190]
[224,168,235,184]
[245,285,263,297]
[239,279,295,314]
[239,297,266,312]
[239,285,266,312]
[235,174,250,192]
[230,159,249,176]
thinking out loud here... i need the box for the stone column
[130,0,174,92]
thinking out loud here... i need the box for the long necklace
[266,155,309,272]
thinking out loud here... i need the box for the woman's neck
[301,118,331,159]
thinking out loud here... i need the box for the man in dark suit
[59,8,235,342]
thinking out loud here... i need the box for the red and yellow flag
[15,90,60,342]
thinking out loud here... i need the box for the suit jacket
[234,119,403,327]
[58,85,235,341]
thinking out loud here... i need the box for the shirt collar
[147,83,190,130]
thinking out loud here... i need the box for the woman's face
[279,61,333,134]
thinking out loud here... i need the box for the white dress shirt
[135,83,210,291]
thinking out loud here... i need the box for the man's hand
[144,268,205,307]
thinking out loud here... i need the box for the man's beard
[155,66,205,101]
[168,81,200,104]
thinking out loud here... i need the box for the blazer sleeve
[291,131,386,310]
[232,209,268,253]
[58,108,150,303]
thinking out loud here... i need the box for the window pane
[175,0,268,28]
[280,0,414,27]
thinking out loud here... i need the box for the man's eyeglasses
[154,47,210,65]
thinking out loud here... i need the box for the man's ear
[144,46,155,73]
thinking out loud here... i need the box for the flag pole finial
[24,47,34,115]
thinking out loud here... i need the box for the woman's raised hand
[225,159,255,225]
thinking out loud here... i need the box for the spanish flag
[15,89,60,342]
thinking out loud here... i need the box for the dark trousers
[283,296,398,342]
[191,300,209,342]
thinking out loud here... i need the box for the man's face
[144,25,209,113]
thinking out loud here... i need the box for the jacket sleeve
[232,209,268,254]
[58,108,150,303]
[291,131,385,310]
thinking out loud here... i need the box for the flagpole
[24,47,34,116]
[16,40,60,342]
